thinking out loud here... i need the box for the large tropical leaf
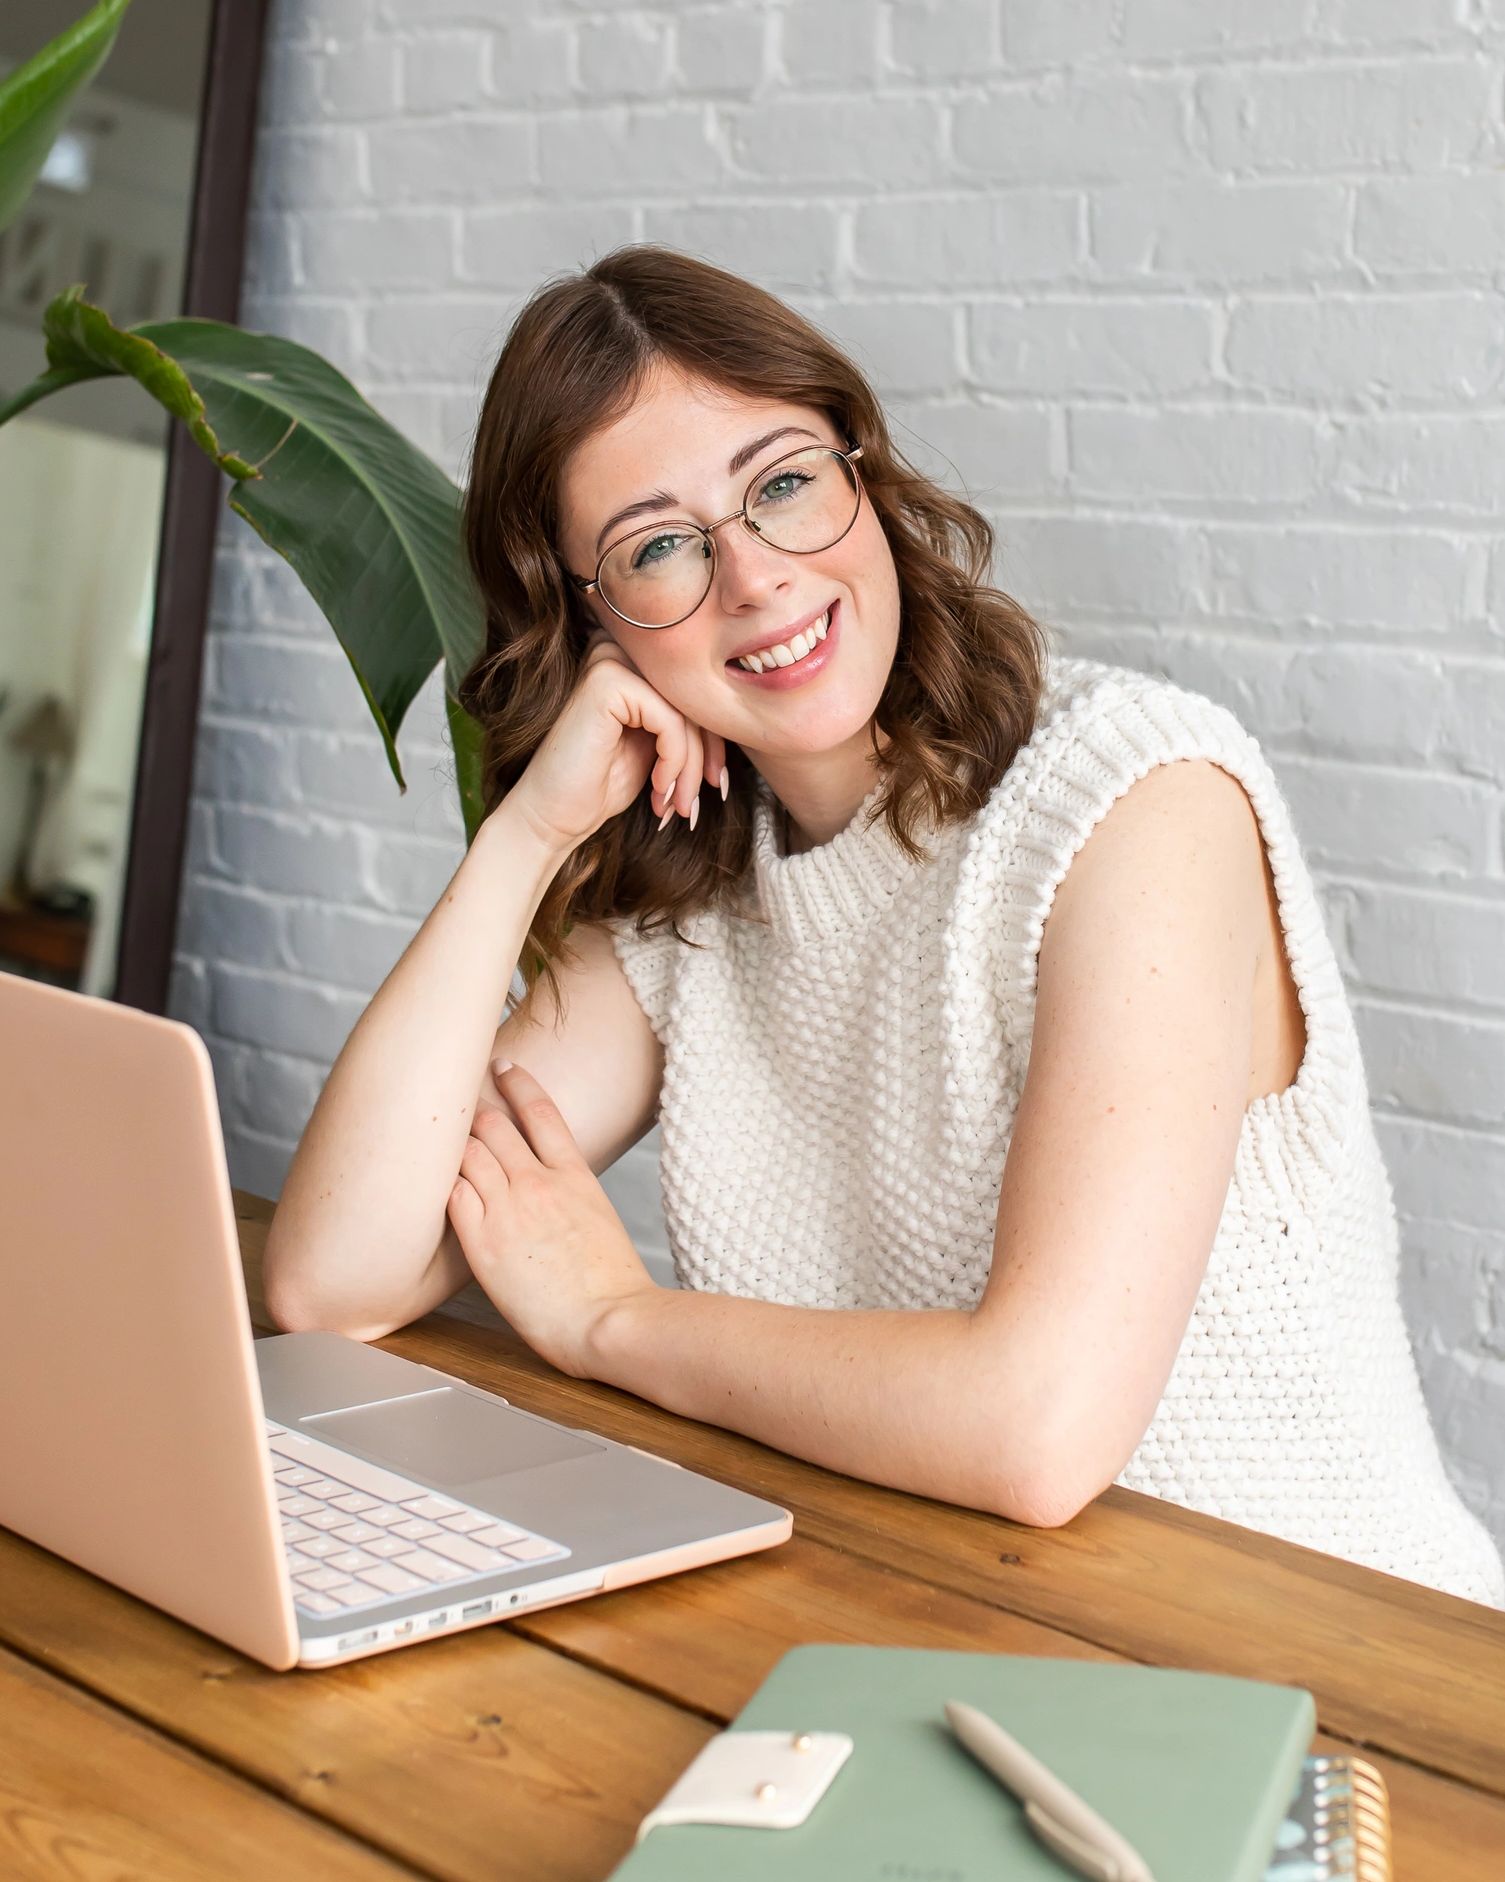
[0,0,132,235]
[0,286,489,837]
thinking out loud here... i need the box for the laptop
[0,967,792,1670]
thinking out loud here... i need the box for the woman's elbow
[987,1471,1091,1531]
[985,1442,1119,1530]
[262,1281,398,1344]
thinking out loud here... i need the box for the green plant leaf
[0,0,132,235]
[0,287,489,808]
[11,283,260,475]
[444,688,488,848]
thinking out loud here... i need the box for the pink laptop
[0,968,791,1669]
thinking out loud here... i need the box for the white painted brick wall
[177,0,1505,1555]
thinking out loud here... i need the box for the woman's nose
[710,515,792,607]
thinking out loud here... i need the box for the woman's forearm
[588,1288,1044,1523]
[262,794,567,1334]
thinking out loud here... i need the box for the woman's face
[556,368,901,762]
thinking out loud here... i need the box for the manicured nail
[657,800,675,832]
[688,793,700,832]
[719,766,729,801]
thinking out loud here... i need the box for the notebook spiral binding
[1267,1754,1393,1881]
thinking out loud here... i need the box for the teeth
[735,609,830,673]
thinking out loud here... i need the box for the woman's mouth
[724,600,841,689]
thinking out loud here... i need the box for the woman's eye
[758,470,812,504]
[633,532,685,568]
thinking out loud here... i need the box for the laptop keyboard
[266,1420,571,1620]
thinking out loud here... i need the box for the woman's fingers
[470,1068,584,1173]
[447,1172,484,1243]
[676,723,704,818]
[583,622,722,824]
[704,730,728,796]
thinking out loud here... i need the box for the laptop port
[338,1629,379,1650]
[461,1599,492,1620]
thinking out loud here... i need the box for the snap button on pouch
[634,1728,854,1841]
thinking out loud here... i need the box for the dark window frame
[114,0,272,1013]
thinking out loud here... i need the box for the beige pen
[943,1700,1158,1882]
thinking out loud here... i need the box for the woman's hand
[446,1061,658,1378]
[507,624,732,857]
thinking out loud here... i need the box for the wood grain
[0,1640,421,1880]
[0,1529,706,1882]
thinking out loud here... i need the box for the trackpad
[302,1387,602,1486]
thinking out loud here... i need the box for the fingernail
[688,793,700,832]
[657,800,675,832]
[719,766,729,801]
[493,1059,513,1076]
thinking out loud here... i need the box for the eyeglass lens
[596,446,860,628]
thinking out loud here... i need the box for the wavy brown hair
[458,244,1051,1028]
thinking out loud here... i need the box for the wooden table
[3,1190,1504,1880]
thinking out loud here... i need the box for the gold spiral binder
[1346,1758,1392,1882]
[1304,1754,1393,1881]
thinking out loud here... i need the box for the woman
[264,244,1504,1608]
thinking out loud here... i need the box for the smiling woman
[455,246,1049,1017]
[273,243,1504,1609]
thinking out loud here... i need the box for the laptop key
[391,1518,441,1542]
[472,1522,527,1547]
[504,1537,566,1562]
[325,1580,377,1607]
[282,1442,425,1505]
[423,1533,508,1572]
[331,1522,383,1545]
[297,1592,341,1615]
[328,1492,379,1514]
[297,1566,350,1591]
[392,1550,468,1583]
[400,1494,463,1520]
[362,1504,406,1526]
[327,1548,379,1573]
[299,1536,346,1559]
[438,1511,492,1534]
[304,1509,348,1531]
[281,1519,318,1544]
[278,1495,320,1517]
[365,1536,412,1559]
[358,1563,426,1596]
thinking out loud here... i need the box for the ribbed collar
[746,766,939,947]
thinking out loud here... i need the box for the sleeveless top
[606,652,1505,1606]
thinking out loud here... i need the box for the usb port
[338,1629,379,1650]
[461,1599,492,1620]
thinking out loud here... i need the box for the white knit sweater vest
[608,652,1505,1607]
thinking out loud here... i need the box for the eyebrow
[592,425,823,560]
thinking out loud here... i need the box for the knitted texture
[608,653,1505,1607]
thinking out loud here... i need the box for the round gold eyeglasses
[566,442,865,631]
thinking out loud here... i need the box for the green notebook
[609,1645,1317,1882]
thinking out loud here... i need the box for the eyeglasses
[567,442,865,630]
